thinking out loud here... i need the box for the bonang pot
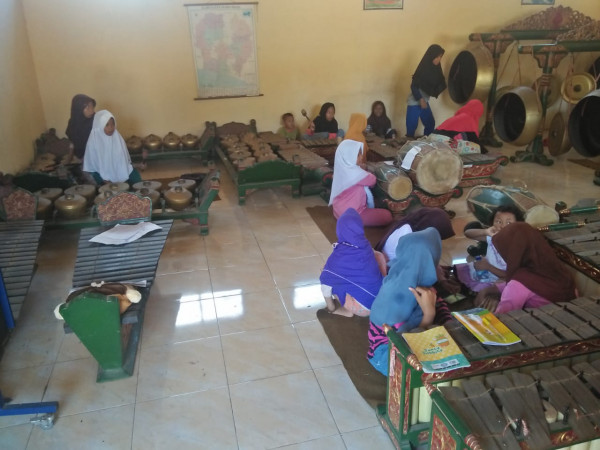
[144,134,162,152]
[163,132,181,151]
[181,133,199,149]
[65,184,96,206]
[136,187,160,206]
[55,193,87,219]
[36,197,53,220]
[167,178,196,193]
[99,182,129,193]
[35,187,63,203]
[133,180,162,191]
[126,135,144,154]
[164,186,192,211]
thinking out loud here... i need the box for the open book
[452,308,521,346]
[402,326,470,374]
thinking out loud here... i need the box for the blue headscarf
[370,228,442,329]
[320,208,383,310]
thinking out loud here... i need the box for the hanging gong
[493,86,541,146]
[547,112,571,156]
[568,89,600,157]
[561,72,596,104]
[531,75,561,108]
[448,44,494,104]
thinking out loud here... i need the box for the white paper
[400,147,421,171]
[89,222,162,246]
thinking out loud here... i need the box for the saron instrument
[377,296,600,450]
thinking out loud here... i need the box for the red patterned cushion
[97,192,151,224]
[2,189,37,221]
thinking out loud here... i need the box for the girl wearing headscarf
[432,99,486,153]
[475,222,576,314]
[83,110,142,185]
[368,228,442,376]
[374,207,455,266]
[406,44,446,138]
[306,102,345,140]
[329,140,392,226]
[344,113,369,155]
[320,208,386,317]
[367,101,397,139]
[65,94,96,161]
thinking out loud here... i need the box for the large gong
[568,89,600,157]
[448,45,494,104]
[493,86,542,146]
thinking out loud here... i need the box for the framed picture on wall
[521,0,554,5]
[364,0,403,10]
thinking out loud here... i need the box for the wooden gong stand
[513,40,600,166]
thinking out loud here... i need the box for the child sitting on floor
[83,110,142,186]
[277,112,300,140]
[456,205,524,291]
[368,228,443,376]
[475,222,576,314]
[320,208,387,317]
[367,101,397,139]
[329,140,392,227]
[304,102,345,141]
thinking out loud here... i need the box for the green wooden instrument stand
[59,291,146,382]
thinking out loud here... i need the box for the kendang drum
[466,184,559,227]
[398,141,463,196]
[369,162,413,201]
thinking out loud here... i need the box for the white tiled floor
[0,147,598,449]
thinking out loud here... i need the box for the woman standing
[406,44,446,138]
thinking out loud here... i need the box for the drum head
[416,149,463,195]
[525,205,559,228]
[387,175,413,200]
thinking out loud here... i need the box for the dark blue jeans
[406,103,435,137]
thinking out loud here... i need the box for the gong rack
[468,30,565,149]
[514,40,600,166]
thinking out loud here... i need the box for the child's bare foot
[332,306,354,317]
[324,295,354,317]
[324,295,337,313]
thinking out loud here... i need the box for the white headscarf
[83,110,133,183]
[329,140,369,206]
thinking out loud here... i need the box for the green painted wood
[59,292,123,370]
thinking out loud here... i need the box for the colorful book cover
[452,308,521,346]
[402,326,470,374]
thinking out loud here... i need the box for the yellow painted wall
[0,0,46,174]
[19,0,600,141]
